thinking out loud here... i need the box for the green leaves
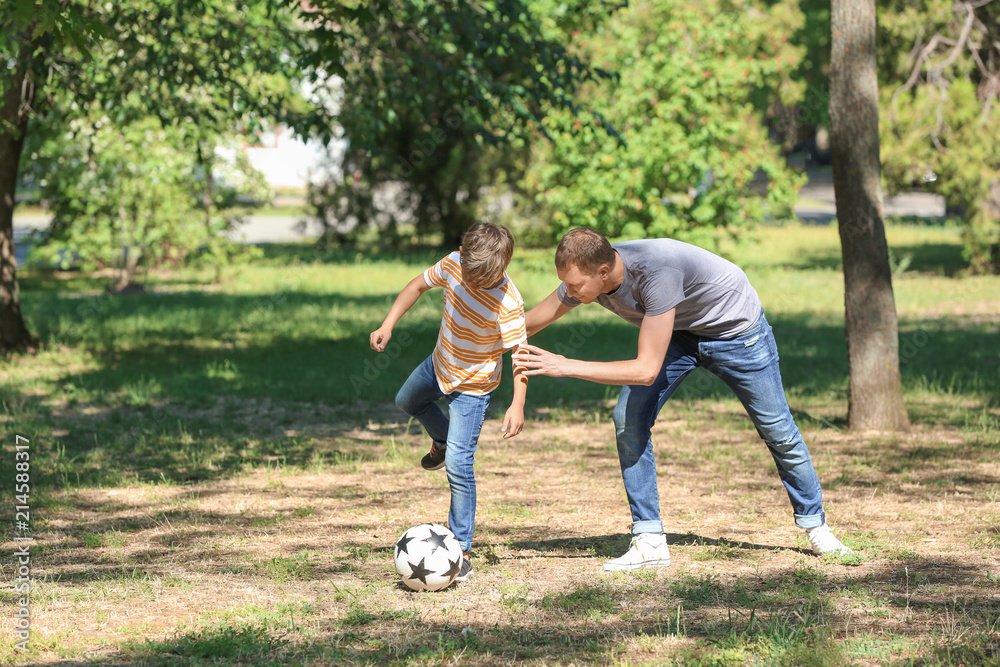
[879,0,1000,273]
[301,0,621,246]
[32,116,266,284]
[522,0,806,248]
[13,0,304,284]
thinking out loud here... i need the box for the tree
[830,0,910,430]
[30,117,270,290]
[298,0,619,248]
[878,0,1000,273]
[763,0,832,155]
[1,2,101,354]
[23,1,304,290]
[1,0,306,353]
[522,0,807,249]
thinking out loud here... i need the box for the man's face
[558,263,606,304]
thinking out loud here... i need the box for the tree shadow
[92,552,1000,666]
[5,285,993,500]
[508,532,812,558]
[253,242,453,267]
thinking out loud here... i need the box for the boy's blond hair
[461,223,514,289]
[555,228,616,275]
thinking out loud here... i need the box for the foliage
[13,0,307,288]
[878,0,1000,274]
[521,0,808,249]
[762,0,832,152]
[297,0,619,247]
[29,115,266,288]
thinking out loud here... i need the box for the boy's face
[558,263,608,303]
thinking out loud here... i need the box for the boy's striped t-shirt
[423,252,527,395]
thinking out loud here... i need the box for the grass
[1,221,999,665]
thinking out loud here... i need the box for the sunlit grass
[1,223,998,666]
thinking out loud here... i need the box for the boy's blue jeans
[614,311,826,534]
[395,355,490,552]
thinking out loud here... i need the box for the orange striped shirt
[423,252,527,395]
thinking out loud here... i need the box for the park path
[11,172,947,266]
[10,213,326,267]
[795,169,945,223]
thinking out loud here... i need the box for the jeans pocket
[710,329,776,374]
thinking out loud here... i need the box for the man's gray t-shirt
[557,239,762,339]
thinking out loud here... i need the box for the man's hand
[369,327,392,351]
[501,404,524,439]
[510,310,676,386]
[511,343,568,378]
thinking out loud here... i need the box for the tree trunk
[0,37,40,355]
[829,0,909,431]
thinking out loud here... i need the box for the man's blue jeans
[614,311,826,534]
[394,355,491,552]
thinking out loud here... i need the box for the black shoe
[420,442,446,470]
[454,556,473,582]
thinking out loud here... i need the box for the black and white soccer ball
[393,523,464,591]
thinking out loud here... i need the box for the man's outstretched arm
[525,288,574,338]
[512,309,675,386]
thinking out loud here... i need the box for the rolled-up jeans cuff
[631,520,664,534]
[794,512,826,529]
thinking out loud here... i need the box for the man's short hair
[461,223,514,289]
[555,228,615,275]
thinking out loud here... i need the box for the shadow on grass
[782,241,970,276]
[508,532,814,560]
[15,284,998,412]
[1,287,994,501]
[252,242,451,268]
[504,527,812,558]
[3,271,996,512]
[101,556,1000,666]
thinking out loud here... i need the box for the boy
[369,223,528,582]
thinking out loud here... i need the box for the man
[513,228,852,571]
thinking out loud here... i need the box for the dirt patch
[9,403,1000,665]
[915,299,1000,324]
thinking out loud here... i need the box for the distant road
[11,213,327,266]
[11,180,948,266]
[794,170,946,224]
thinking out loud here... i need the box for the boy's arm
[525,289,574,338]
[370,275,433,351]
[502,344,529,439]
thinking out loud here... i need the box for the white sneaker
[601,533,671,572]
[806,524,854,556]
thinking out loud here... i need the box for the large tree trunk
[0,36,40,356]
[829,0,909,431]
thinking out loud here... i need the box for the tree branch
[890,35,941,120]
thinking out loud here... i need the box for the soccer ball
[393,523,464,591]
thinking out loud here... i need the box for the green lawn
[2,221,998,665]
[10,222,998,421]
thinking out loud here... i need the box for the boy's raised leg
[395,355,450,468]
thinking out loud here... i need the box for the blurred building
[241,127,328,190]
